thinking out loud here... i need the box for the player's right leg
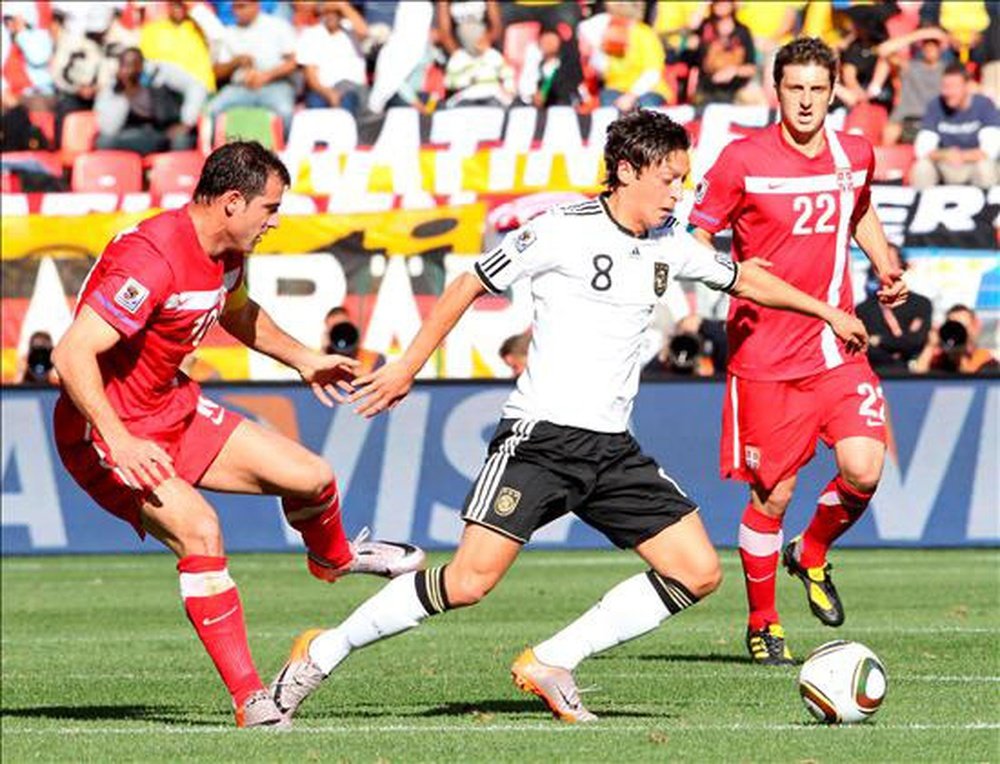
[197,415,424,582]
[139,478,287,729]
[270,523,521,718]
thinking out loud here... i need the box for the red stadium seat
[28,110,56,146]
[844,102,889,146]
[1,170,20,193]
[60,110,99,166]
[71,150,144,194]
[148,150,205,196]
[873,143,916,183]
[503,21,542,83]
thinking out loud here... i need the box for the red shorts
[53,395,242,537]
[720,361,887,491]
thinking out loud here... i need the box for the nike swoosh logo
[556,686,578,709]
[746,574,774,583]
[767,182,784,189]
[202,605,238,627]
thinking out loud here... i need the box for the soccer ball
[798,640,887,724]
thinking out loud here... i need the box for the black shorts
[461,419,698,548]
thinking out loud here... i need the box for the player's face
[777,63,834,139]
[230,173,285,252]
[625,150,690,230]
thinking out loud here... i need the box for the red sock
[800,475,873,567]
[177,556,263,707]
[738,504,783,631]
[282,480,352,569]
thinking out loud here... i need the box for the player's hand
[876,268,908,307]
[830,311,869,355]
[106,432,176,491]
[347,360,415,419]
[298,353,360,407]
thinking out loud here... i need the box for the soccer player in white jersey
[270,110,869,723]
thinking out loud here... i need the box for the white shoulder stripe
[163,287,226,311]
[744,170,866,195]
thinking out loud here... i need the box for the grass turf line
[2,549,998,762]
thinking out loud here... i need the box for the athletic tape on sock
[414,565,450,615]
[645,571,699,615]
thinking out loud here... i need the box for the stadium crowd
[2,0,998,382]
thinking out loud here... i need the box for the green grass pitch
[2,549,998,762]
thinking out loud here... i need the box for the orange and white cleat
[270,629,329,719]
[235,689,291,729]
[511,648,598,723]
[307,527,426,583]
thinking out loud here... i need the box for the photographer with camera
[323,306,385,375]
[911,304,999,375]
[15,331,60,385]
[642,315,727,379]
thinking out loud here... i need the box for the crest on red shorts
[744,445,761,471]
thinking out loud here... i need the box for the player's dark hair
[943,62,970,80]
[773,37,839,89]
[193,140,291,203]
[603,110,690,191]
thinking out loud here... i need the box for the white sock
[532,571,697,671]
[308,567,452,674]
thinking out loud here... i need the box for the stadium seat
[844,102,888,146]
[503,21,542,83]
[71,150,144,194]
[59,110,99,166]
[28,110,56,147]
[148,150,205,196]
[1,169,20,193]
[212,107,285,151]
[873,144,916,183]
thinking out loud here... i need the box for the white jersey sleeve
[663,226,740,292]
[473,217,560,294]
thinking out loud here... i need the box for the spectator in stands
[324,306,385,375]
[693,0,763,105]
[836,4,895,113]
[207,0,296,133]
[95,47,206,155]
[498,331,529,378]
[210,0,288,27]
[15,331,59,385]
[517,23,585,108]
[442,3,514,108]
[299,1,369,117]
[934,0,990,65]
[911,304,1000,375]
[436,1,501,58]
[139,1,219,94]
[736,0,800,96]
[2,2,54,106]
[366,1,436,115]
[882,26,950,146]
[856,245,933,373]
[910,62,1000,190]
[972,1,999,106]
[578,0,673,111]
[642,314,725,379]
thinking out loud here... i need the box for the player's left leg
[784,365,887,627]
[196,414,423,581]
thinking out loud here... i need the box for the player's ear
[222,190,244,217]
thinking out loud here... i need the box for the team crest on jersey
[694,178,709,204]
[654,262,670,296]
[744,445,761,471]
[114,277,150,314]
[836,169,855,192]
[514,227,536,253]
[494,486,522,517]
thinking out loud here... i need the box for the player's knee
[303,460,336,500]
[839,460,882,495]
[687,554,723,598]
[762,485,794,516]
[444,570,497,607]
[178,515,223,556]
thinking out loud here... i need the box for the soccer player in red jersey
[51,141,424,727]
[689,38,909,664]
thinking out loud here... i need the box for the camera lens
[328,322,360,354]
[939,320,968,351]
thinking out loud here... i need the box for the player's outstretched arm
[731,262,869,354]
[348,271,487,418]
[52,306,177,488]
[854,205,908,307]
[219,296,359,407]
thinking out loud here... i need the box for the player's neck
[779,122,827,159]
[187,204,233,259]
[603,192,647,237]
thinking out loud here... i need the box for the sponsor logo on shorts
[494,486,522,517]
[113,277,150,314]
[744,445,761,471]
[654,262,670,296]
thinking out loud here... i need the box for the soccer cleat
[307,527,427,583]
[511,648,598,723]
[270,629,328,719]
[235,689,292,729]
[782,537,845,627]
[746,623,795,666]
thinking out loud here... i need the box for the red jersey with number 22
[690,124,875,381]
[67,206,245,436]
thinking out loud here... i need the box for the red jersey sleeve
[83,232,174,339]
[689,141,747,234]
[851,141,875,226]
